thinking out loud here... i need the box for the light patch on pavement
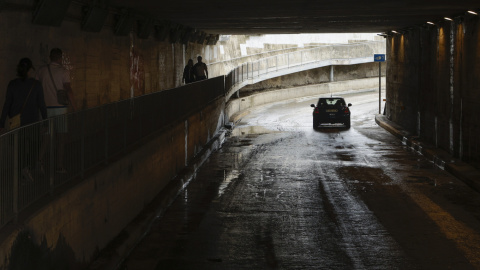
[406,188,480,268]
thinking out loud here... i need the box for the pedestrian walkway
[375,114,480,193]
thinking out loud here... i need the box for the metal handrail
[207,41,383,66]
[0,77,224,229]
[207,44,323,66]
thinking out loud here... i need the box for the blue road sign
[374,54,386,62]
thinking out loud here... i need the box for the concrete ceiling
[111,0,480,34]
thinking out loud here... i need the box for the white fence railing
[222,41,385,100]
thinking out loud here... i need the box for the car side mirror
[310,104,315,108]
[348,103,352,107]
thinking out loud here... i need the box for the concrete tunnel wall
[0,9,184,110]
[386,15,480,168]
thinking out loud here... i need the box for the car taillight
[343,108,350,113]
[314,108,319,114]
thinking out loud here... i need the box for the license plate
[326,109,337,112]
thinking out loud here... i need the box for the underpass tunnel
[0,0,479,267]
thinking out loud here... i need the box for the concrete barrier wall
[0,98,225,268]
[241,62,386,94]
[226,77,385,122]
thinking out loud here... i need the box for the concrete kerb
[375,114,480,193]
[89,129,227,269]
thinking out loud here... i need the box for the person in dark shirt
[182,59,195,84]
[0,58,47,182]
[0,58,47,132]
[193,56,208,81]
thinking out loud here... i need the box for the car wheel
[313,119,320,129]
[345,118,351,128]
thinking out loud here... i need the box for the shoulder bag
[9,82,34,130]
[47,64,69,106]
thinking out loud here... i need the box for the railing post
[124,106,127,153]
[276,56,278,71]
[81,112,85,180]
[49,118,54,195]
[13,132,18,223]
[288,53,290,68]
[244,64,245,81]
[379,62,382,114]
[241,64,243,82]
[105,107,109,165]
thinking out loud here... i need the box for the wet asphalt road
[121,91,480,270]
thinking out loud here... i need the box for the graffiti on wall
[62,52,75,82]
[129,34,145,97]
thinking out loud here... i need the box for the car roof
[319,96,344,99]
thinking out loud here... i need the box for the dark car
[310,97,352,128]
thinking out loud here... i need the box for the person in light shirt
[36,48,76,173]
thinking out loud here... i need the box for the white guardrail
[212,41,386,101]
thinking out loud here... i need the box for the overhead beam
[82,4,109,32]
[32,0,72,26]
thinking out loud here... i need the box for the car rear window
[318,98,345,107]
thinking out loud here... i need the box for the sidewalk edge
[375,114,480,193]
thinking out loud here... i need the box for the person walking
[0,57,48,181]
[36,48,76,173]
[183,59,195,84]
[193,56,208,81]
[0,58,47,132]
[36,48,76,112]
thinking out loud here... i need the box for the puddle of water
[216,170,242,198]
[231,126,279,137]
[338,153,355,161]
